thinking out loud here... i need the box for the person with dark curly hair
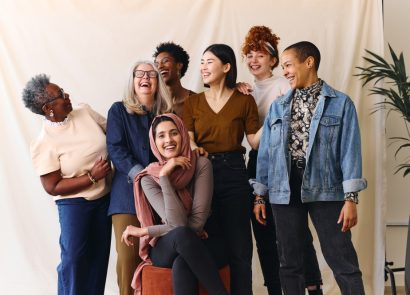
[239,26,323,295]
[153,41,195,117]
[22,74,112,295]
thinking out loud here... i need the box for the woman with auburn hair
[184,43,260,295]
[239,26,323,295]
[106,60,173,295]
[122,113,228,295]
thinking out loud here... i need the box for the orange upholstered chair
[141,264,231,295]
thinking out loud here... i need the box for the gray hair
[22,74,51,115]
[123,60,173,115]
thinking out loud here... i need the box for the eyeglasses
[133,70,158,78]
[43,88,66,107]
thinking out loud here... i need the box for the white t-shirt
[30,104,111,201]
[252,75,291,126]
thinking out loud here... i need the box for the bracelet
[344,192,359,204]
[254,198,266,206]
[87,172,97,185]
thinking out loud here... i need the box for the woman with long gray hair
[106,60,173,294]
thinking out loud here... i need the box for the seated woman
[121,113,228,295]
[22,74,112,295]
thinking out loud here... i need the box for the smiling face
[154,52,182,85]
[43,83,72,121]
[133,63,158,97]
[245,50,276,81]
[154,120,182,160]
[281,48,316,89]
[200,51,230,86]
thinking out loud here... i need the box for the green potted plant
[356,44,410,176]
[356,44,410,294]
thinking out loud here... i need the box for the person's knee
[170,226,196,240]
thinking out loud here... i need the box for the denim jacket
[253,81,367,204]
[106,102,154,215]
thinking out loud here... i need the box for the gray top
[141,156,213,237]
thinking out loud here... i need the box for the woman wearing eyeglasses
[23,74,112,295]
[106,60,173,295]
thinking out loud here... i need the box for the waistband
[291,157,306,169]
[208,151,244,160]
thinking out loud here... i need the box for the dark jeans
[248,150,322,294]
[150,226,228,295]
[56,195,112,295]
[208,151,253,295]
[271,161,365,295]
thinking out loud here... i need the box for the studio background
[0,0,389,294]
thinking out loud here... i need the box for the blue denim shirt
[253,81,367,204]
[106,102,154,215]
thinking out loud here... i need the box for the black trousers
[248,150,322,294]
[208,151,253,295]
[271,161,365,295]
[150,227,228,295]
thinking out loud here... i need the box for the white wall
[383,0,410,287]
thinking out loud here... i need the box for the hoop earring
[49,110,54,117]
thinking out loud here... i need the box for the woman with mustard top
[183,44,260,295]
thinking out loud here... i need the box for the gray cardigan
[141,156,213,237]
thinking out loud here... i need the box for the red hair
[241,26,281,69]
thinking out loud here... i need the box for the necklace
[44,116,70,126]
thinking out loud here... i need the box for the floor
[384,286,406,295]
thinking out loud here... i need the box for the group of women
[23,26,323,295]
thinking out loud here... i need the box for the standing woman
[23,74,112,295]
[106,61,172,295]
[240,26,323,295]
[153,41,196,118]
[183,44,260,295]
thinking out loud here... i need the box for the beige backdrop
[0,0,385,294]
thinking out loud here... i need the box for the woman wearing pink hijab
[121,113,228,295]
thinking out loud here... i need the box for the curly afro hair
[241,26,281,69]
[22,74,51,115]
[153,42,190,78]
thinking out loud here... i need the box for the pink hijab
[131,113,197,294]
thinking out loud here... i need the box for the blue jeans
[208,152,253,295]
[271,162,364,295]
[248,150,322,294]
[150,227,228,295]
[56,195,111,295]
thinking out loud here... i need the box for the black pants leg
[248,150,321,294]
[150,227,228,295]
[272,163,364,295]
[210,152,253,295]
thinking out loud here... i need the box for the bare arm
[246,126,263,150]
[40,158,111,196]
[188,131,208,157]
